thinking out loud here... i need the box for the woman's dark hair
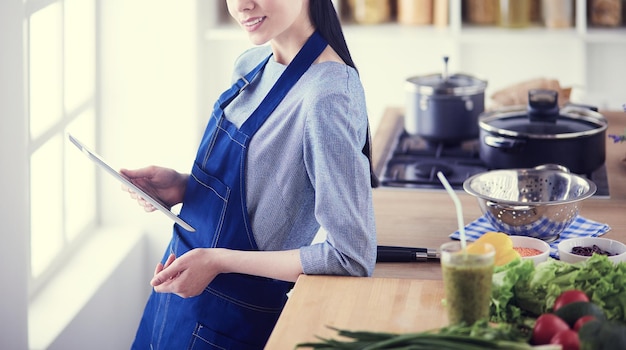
[309,1,358,73]
[309,1,379,187]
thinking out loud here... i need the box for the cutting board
[265,275,449,349]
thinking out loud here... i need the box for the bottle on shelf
[348,0,391,24]
[589,0,623,27]
[496,0,531,28]
[397,0,433,26]
[528,0,541,24]
[542,0,573,28]
[465,0,497,25]
[433,0,449,27]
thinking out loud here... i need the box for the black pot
[404,57,487,144]
[479,90,608,175]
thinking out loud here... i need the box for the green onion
[296,321,547,350]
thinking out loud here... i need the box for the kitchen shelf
[204,0,626,48]
[206,22,626,45]
[584,28,626,43]
[200,0,626,131]
[454,26,582,42]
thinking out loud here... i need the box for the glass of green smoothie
[440,241,495,325]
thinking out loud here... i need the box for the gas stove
[379,131,610,198]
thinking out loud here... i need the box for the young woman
[124,1,377,348]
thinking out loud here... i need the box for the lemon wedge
[467,231,521,266]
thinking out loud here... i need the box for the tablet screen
[67,133,195,232]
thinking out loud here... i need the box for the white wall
[205,25,626,135]
[99,0,198,266]
[0,1,199,348]
[92,0,199,345]
[45,230,148,350]
[0,1,29,349]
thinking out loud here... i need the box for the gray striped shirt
[223,45,376,276]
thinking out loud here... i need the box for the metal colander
[463,166,597,242]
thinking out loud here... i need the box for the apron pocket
[176,164,231,250]
[188,323,263,350]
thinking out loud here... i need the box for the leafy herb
[438,319,530,342]
[296,321,541,349]
[297,330,530,349]
[608,133,626,143]
[607,103,626,143]
[489,254,626,325]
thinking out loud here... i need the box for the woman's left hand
[150,248,221,298]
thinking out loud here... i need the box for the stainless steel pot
[405,57,487,144]
[479,89,608,175]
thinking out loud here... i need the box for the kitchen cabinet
[200,0,626,133]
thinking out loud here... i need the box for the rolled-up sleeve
[299,67,377,277]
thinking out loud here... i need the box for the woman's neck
[270,24,315,65]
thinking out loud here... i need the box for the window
[26,0,98,293]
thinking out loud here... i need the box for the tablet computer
[67,133,196,232]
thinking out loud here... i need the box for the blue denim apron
[131,32,327,350]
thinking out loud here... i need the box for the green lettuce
[489,254,626,324]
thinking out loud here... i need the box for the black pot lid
[480,106,607,139]
[406,73,487,96]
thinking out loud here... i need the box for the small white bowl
[558,237,626,264]
[509,235,551,265]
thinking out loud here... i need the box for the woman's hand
[150,248,304,298]
[151,249,223,298]
[120,166,188,211]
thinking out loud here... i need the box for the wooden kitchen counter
[372,108,626,280]
[265,275,447,349]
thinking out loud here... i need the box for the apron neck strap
[218,55,272,109]
[240,31,327,135]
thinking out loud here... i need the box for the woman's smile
[242,16,267,31]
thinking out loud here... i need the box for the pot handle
[563,102,598,112]
[483,135,525,150]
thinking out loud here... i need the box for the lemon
[465,241,493,255]
[467,231,521,266]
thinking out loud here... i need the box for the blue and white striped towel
[449,215,611,259]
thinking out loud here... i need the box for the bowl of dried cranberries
[558,237,626,264]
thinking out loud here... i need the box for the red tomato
[573,315,597,332]
[554,290,589,311]
[532,313,571,345]
[550,329,580,350]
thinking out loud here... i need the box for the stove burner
[396,132,480,159]
[425,140,462,149]
[414,163,453,179]
[380,130,610,198]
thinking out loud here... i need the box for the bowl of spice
[558,237,626,264]
[509,235,550,265]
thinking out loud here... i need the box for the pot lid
[406,55,487,96]
[406,73,487,96]
[480,105,607,139]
